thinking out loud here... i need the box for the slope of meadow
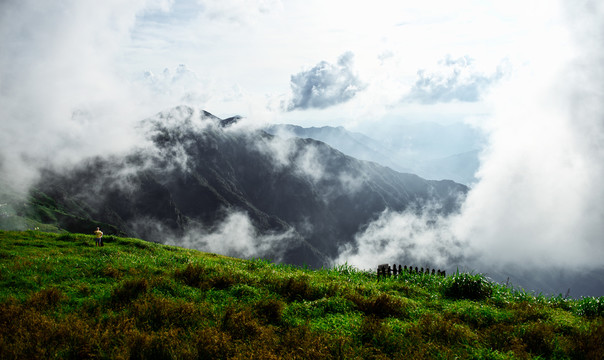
[0,230,602,359]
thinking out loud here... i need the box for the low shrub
[253,298,285,325]
[174,263,206,287]
[278,324,336,359]
[278,275,321,302]
[410,313,476,347]
[56,233,81,242]
[574,296,604,317]
[521,322,557,358]
[174,263,240,290]
[27,287,65,310]
[482,323,524,354]
[131,295,203,331]
[510,301,549,323]
[221,305,262,340]
[442,272,493,301]
[102,265,121,279]
[359,316,393,348]
[111,278,149,305]
[127,329,179,360]
[349,292,407,318]
[194,327,234,359]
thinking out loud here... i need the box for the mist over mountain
[264,124,406,171]
[31,106,467,268]
[265,122,485,185]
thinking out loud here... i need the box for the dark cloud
[404,55,508,104]
[286,52,366,111]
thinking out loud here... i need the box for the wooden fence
[377,264,446,278]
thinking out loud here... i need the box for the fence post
[377,264,388,279]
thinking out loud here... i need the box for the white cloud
[286,52,366,111]
[252,134,327,184]
[142,64,212,106]
[336,207,465,270]
[166,210,297,261]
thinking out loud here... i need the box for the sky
[1,0,603,294]
[0,0,575,146]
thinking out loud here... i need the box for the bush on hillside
[443,272,493,301]
[111,278,149,305]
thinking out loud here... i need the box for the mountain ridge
[264,122,484,184]
[29,106,467,267]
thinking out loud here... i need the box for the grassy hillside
[0,230,602,359]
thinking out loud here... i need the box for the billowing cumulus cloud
[404,55,508,104]
[286,52,366,111]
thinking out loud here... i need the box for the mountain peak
[146,106,242,129]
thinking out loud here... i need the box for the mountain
[264,122,484,185]
[30,106,467,268]
[264,124,407,172]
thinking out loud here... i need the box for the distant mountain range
[30,106,467,267]
[264,122,484,185]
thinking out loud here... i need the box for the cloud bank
[0,0,172,193]
[337,1,604,295]
[336,206,467,270]
[454,0,604,272]
[286,52,366,111]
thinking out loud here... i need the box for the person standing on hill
[94,227,103,247]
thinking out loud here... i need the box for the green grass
[0,230,603,359]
